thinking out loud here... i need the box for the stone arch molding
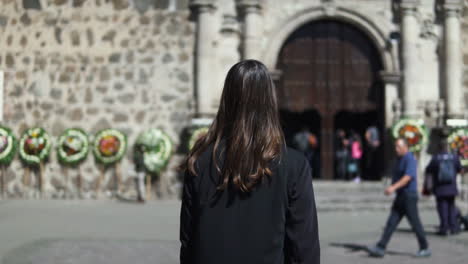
[262,5,396,73]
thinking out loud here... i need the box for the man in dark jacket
[425,140,463,235]
[368,138,431,258]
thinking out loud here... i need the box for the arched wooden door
[275,20,384,180]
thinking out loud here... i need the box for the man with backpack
[425,140,463,236]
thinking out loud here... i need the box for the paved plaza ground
[0,199,467,264]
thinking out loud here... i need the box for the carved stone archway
[262,5,396,73]
[264,5,399,180]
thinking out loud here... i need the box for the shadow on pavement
[396,227,440,236]
[114,193,143,204]
[330,243,414,257]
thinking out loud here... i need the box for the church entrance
[275,20,385,180]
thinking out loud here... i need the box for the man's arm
[385,175,412,195]
[385,155,416,195]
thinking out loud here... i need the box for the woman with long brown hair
[180,60,320,264]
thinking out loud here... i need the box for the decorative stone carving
[392,99,402,122]
[322,1,336,17]
[221,14,240,36]
[420,18,438,41]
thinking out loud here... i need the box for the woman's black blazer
[180,143,320,264]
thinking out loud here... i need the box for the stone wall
[0,0,195,199]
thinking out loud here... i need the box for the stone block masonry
[0,0,195,199]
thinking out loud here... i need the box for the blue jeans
[377,192,429,250]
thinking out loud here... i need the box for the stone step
[312,180,443,212]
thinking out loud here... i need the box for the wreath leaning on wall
[188,126,209,150]
[19,127,52,166]
[448,128,468,167]
[135,128,173,174]
[93,129,127,166]
[0,126,17,166]
[392,119,429,152]
[57,128,89,166]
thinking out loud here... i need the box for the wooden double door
[275,20,384,180]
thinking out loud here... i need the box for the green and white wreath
[0,126,17,166]
[188,126,209,150]
[136,128,173,174]
[19,127,52,166]
[57,128,89,166]
[93,129,127,166]
[392,119,429,152]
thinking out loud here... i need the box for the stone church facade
[0,0,466,198]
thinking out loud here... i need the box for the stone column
[399,0,421,118]
[237,0,262,60]
[380,72,402,128]
[442,0,464,118]
[0,71,3,122]
[190,0,217,117]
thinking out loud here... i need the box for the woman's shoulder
[279,146,310,170]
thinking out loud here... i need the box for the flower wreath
[392,119,429,152]
[19,127,52,166]
[136,128,173,174]
[448,128,468,167]
[0,126,17,166]
[188,126,209,150]
[93,129,127,166]
[57,128,89,166]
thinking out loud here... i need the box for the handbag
[347,162,358,173]
[422,173,433,196]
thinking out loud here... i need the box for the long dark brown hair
[183,60,285,193]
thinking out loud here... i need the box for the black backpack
[437,154,456,184]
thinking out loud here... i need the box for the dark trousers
[377,193,429,250]
[436,196,458,232]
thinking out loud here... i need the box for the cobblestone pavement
[0,199,467,264]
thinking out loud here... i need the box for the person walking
[425,140,463,236]
[179,60,320,264]
[368,138,431,258]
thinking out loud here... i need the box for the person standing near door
[364,126,381,179]
[425,140,463,236]
[348,131,363,183]
[293,127,312,153]
[308,133,320,178]
[334,129,349,180]
[368,138,431,258]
